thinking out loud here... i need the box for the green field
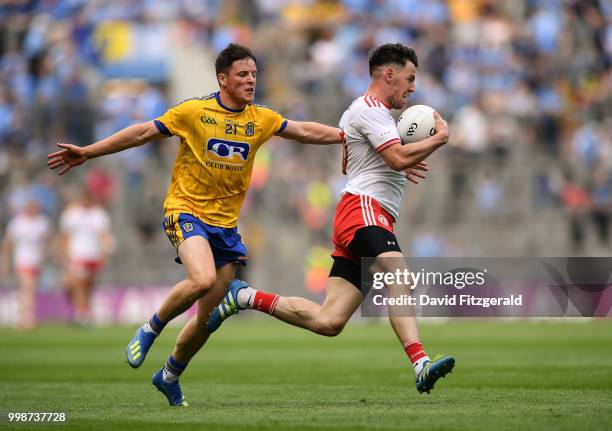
[1,319,611,431]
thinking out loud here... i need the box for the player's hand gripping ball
[397,105,437,144]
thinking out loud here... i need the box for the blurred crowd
[0,0,610,294]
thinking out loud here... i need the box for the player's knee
[317,317,346,337]
[188,273,216,298]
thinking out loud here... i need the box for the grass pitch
[1,319,611,431]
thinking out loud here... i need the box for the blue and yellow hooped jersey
[155,92,287,228]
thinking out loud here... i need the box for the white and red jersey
[60,204,110,262]
[6,213,51,269]
[339,95,406,222]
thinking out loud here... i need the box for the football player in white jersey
[207,44,454,393]
[1,200,52,329]
[58,189,114,325]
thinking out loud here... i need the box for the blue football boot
[126,327,157,368]
[152,368,189,407]
[207,279,249,333]
[416,355,455,394]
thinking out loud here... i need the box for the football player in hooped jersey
[208,43,455,394]
[47,43,343,406]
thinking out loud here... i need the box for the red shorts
[16,266,41,277]
[332,193,395,263]
[70,260,103,276]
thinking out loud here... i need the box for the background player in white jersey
[207,43,454,394]
[1,200,52,329]
[58,189,114,325]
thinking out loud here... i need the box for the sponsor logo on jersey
[182,222,194,232]
[245,122,255,136]
[378,214,389,227]
[206,138,250,165]
[200,115,217,125]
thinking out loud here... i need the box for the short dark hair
[215,43,257,76]
[368,43,418,77]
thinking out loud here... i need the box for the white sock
[414,356,431,376]
[142,322,159,336]
[237,286,257,308]
[162,366,179,383]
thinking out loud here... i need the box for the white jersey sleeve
[356,108,402,152]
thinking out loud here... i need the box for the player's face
[220,58,257,106]
[389,61,416,109]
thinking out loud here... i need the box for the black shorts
[329,226,402,293]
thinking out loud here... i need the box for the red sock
[252,291,279,314]
[403,340,427,364]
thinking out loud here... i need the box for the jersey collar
[363,93,392,110]
[215,92,246,113]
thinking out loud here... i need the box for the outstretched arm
[47,121,167,175]
[277,120,343,145]
[379,112,449,171]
